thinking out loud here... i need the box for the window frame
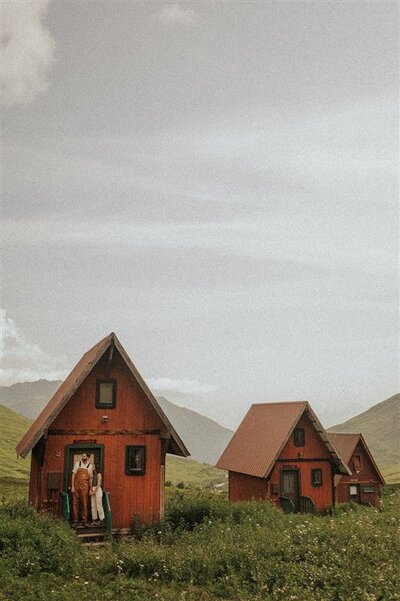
[362,485,375,494]
[353,453,362,470]
[293,427,305,447]
[125,445,146,476]
[95,379,117,409]
[311,468,323,487]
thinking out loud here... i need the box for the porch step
[75,524,107,542]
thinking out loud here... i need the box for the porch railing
[103,491,112,535]
[299,496,316,514]
[60,491,70,522]
[280,496,295,513]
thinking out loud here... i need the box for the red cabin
[327,433,385,507]
[16,333,189,532]
[216,401,350,513]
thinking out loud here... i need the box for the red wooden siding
[229,471,268,501]
[335,441,383,507]
[227,412,336,512]
[29,349,169,529]
[268,413,334,512]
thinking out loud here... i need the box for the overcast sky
[1,0,399,429]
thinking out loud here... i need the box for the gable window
[311,468,322,486]
[125,446,146,475]
[96,380,117,408]
[293,428,305,447]
[353,454,362,470]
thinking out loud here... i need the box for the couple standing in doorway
[71,452,105,527]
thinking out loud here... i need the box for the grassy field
[165,456,227,489]
[381,464,400,484]
[1,488,399,601]
[0,404,32,479]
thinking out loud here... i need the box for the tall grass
[1,489,399,601]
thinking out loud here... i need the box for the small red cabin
[16,333,189,531]
[216,401,350,513]
[327,433,385,507]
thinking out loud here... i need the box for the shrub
[0,500,83,578]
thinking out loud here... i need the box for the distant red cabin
[216,402,350,513]
[16,333,189,532]
[327,433,385,507]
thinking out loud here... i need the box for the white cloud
[147,377,217,396]
[0,309,68,384]
[1,0,55,106]
[156,4,198,26]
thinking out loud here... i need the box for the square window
[125,446,146,475]
[293,428,305,447]
[363,485,375,493]
[349,485,358,496]
[96,380,116,408]
[311,468,322,486]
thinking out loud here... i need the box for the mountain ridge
[1,381,398,473]
[328,392,400,468]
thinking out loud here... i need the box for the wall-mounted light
[101,415,109,423]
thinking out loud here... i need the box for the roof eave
[16,332,190,459]
[305,403,352,476]
[16,335,113,458]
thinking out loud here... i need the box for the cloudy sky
[1,0,399,429]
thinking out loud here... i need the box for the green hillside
[329,393,400,481]
[0,404,31,479]
[166,456,227,489]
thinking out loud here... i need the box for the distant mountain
[0,379,61,419]
[329,393,400,469]
[0,380,233,465]
[157,396,233,464]
[2,380,398,473]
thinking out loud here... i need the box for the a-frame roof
[216,401,350,478]
[327,432,385,485]
[16,332,189,459]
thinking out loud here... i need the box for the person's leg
[72,490,79,525]
[80,482,89,524]
[91,492,98,521]
[96,488,105,521]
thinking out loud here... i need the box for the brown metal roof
[327,432,385,485]
[16,333,189,459]
[216,401,350,478]
[327,433,360,466]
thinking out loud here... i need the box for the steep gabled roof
[216,401,350,478]
[16,333,189,459]
[327,432,385,485]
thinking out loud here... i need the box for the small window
[349,485,358,497]
[125,446,146,475]
[311,468,322,486]
[293,428,305,447]
[96,380,117,408]
[363,485,375,494]
[353,454,362,470]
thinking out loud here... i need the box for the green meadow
[1,488,399,601]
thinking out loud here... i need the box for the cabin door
[64,444,104,521]
[349,484,361,503]
[281,469,300,511]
